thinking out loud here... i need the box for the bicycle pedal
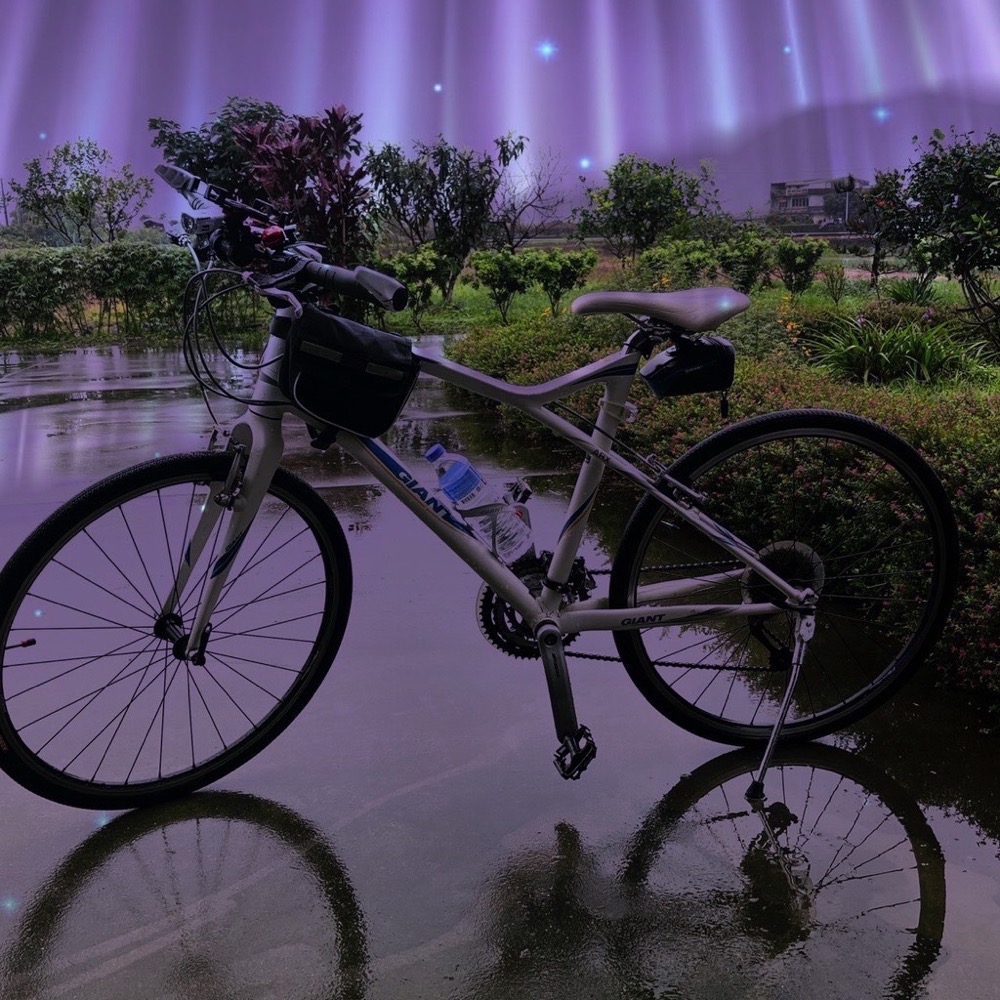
[553,726,597,780]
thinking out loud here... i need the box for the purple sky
[4,0,1000,218]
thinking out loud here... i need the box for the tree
[571,154,702,266]
[900,128,1000,340]
[831,174,858,225]
[8,139,153,245]
[148,96,289,201]
[365,133,526,299]
[233,105,374,266]
[772,236,827,296]
[848,169,910,287]
[486,147,567,249]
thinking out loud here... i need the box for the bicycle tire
[617,744,945,998]
[0,452,351,809]
[610,409,958,745]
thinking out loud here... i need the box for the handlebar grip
[300,261,409,311]
[354,266,409,312]
[155,163,200,193]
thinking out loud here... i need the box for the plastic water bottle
[424,443,534,564]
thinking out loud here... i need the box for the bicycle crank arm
[536,620,599,780]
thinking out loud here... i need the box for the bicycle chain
[535,557,757,667]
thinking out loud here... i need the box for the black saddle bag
[281,304,420,437]
[640,336,735,398]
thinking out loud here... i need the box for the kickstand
[746,611,815,803]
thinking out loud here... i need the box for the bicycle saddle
[571,286,750,332]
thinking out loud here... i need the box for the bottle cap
[424,443,446,462]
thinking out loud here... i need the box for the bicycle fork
[156,413,285,662]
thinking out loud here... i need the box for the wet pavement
[0,346,999,999]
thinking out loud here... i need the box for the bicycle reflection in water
[0,745,943,1000]
[0,794,370,1000]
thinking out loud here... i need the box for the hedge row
[450,317,1000,706]
[0,241,194,342]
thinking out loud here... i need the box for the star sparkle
[535,40,558,61]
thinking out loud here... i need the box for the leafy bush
[376,244,451,332]
[233,105,375,267]
[0,246,89,338]
[857,298,964,333]
[882,276,941,306]
[84,240,193,337]
[466,248,536,323]
[0,241,193,342]
[520,247,598,315]
[636,240,722,290]
[773,236,827,295]
[806,317,980,384]
[819,262,847,304]
[716,230,774,293]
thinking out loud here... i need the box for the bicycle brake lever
[242,268,305,316]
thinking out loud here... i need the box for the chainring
[477,553,593,659]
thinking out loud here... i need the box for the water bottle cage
[462,500,532,558]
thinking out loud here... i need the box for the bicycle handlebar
[158,163,409,311]
[300,262,409,312]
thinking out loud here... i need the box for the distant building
[769,177,870,226]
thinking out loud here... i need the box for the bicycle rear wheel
[610,409,958,745]
[0,452,351,809]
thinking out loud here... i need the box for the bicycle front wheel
[0,452,351,809]
[610,409,958,745]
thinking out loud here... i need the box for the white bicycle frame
[165,306,814,662]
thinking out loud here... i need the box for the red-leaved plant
[233,105,374,268]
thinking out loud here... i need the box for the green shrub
[466,248,535,323]
[376,244,450,332]
[636,240,722,290]
[520,247,598,315]
[716,230,774,293]
[857,298,966,334]
[819,262,847,304]
[773,236,827,295]
[0,241,193,343]
[0,246,89,339]
[807,317,981,384]
[85,240,193,338]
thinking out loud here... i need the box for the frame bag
[282,304,420,437]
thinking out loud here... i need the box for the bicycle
[0,165,959,810]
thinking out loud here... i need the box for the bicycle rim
[0,453,350,808]
[611,410,957,744]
